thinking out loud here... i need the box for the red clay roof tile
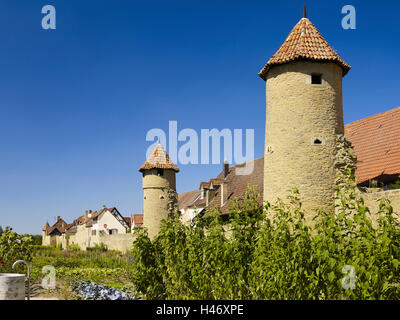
[138,143,179,173]
[345,107,400,184]
[259,17,351,80]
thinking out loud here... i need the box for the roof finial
[303,3,307,18]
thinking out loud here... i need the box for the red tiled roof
[138,143,179,173]
[259,17,351,80]
[123,217,131,228]
[179,158,264,217]
[48,218,68,235]
[42,221,50,232]
[132,214,143,227]
[204,158,264,216]
[178,190,201,210]
[345,107,400,184]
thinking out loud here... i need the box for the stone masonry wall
[264,61,344,220]
[360,189,400,224]
[98,233,135,252]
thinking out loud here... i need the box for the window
[313,139,322,145]
[160,195,165,199]
[267,145,274,153]
[92,230,96,236]
[311,73,322,85]
[312,137,325,146]
[157,169,164,176]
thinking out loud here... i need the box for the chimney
[57,216,61,221]
[223,161,229,178]
[221,181,228,207]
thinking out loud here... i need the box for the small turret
[139,143,179,239]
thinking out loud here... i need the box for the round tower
[259,7,351,217]
[138,143,179,239]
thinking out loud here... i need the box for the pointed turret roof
[138,143,180,173]
[258,12,351,80]
[42,221,50,232]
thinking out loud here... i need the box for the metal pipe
[12,260,30,300]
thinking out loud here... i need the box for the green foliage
[0,227,34,273]
[29,234,42,246]
[390,180,400,190]
[131,175,400,300]
[30,246,135,289]
[87,243,108,252]
[66,244,81,252]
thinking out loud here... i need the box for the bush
[87,243,108,252]
[66,244,81,252]
[0,227,34,273]
[390,180,400,190]
[130,175,400,300]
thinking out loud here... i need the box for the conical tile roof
[138,143,179,172]
[259,17,351,80]
[42,221,50,232]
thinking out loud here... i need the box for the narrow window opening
[157,169,164,176]
[311,73,322,85]
[314,139,322,145]
[160,195,165,200]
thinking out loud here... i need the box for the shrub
[130,174,400,300]
[0,227,34,273]
[87,243,108,252]
[66,244,81,252]
[390,180,400,190]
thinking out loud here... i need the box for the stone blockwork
[98,233,135,253]
[142,168,177,239]
[334,134,358,187]
[360,189,400,223]
[264,61,344,217]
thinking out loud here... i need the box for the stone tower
[139,143,179,239]
[259,7,351,216]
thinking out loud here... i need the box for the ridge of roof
[345,106,400,127]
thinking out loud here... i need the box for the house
[42,206,132,251]
[66,206,131,249]
[179,159,264,223]
[131,214,143,228]
[42,216,68,247]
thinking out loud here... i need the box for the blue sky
[0,0,399,234]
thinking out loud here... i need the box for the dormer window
[200,188,205,200]
[311,73,322,85]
